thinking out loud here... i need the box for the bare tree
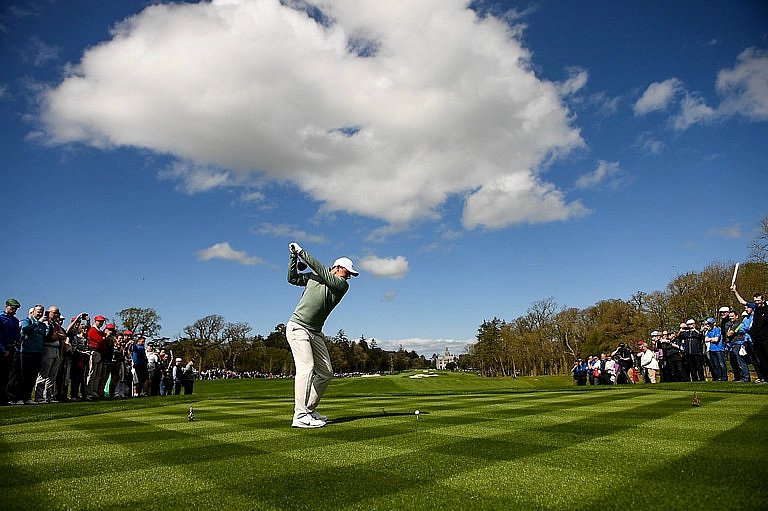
[748,214,768,264]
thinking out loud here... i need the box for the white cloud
[252,223,328,244]
[635,48,768,131]
[634,78,683,115]
[707,223,741,239]
[195,242,263,265]
[22,37,60,67]
[462,172,589,229]
[556,66,588,96]
[634,132,664,155]
[716,47,768,121]
[672,93,716,130]
[358,254,409,279]
[158,161,232,194]
[574,160,628,190]
[382,291,397,302]
[38,0,585,230]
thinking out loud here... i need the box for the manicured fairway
[1,374,766,510]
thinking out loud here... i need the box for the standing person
[54,315,79,402]
[661,329,685,382]
[639,341,659,383]
[285,243,358,428]
[16,305,48,404]
[68,319,90,400]
[86,315,107,400]
[158,350,171,396]
[611,343,633,384]
[172,358,185,395]
[183,359,195,395]
[719,306,738,381]
[132,337,149,397]
[704,318,727,381]
[0,299,22,404]
[681,319,705,382]
[146,341,161,396]
[571,358,587,385]
[35,306,66,403]
[598,353,614,385]
[732,285,768,384]
[36,307,59,403]
[726,310,751,382]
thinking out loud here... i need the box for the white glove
[289,242,303,255]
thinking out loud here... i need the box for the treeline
[160,317,429,374]
[465,260,768,377]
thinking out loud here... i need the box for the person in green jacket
[286,243,358,428]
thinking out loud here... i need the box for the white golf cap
[686,319,696,325]
[333,257,359,276]
[718,306,730,312]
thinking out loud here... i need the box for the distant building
[436,347,458,370]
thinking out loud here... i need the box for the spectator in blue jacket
[132,336,149,396]
[571,358,588,386]
[15,305,49,404]
[727,310,752,382]
[704,318,727,381]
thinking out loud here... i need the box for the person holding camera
[610,343,633,384]
[12,305,48,404]
[571,358,588,385]
[661,327,685,382]
[34,306,67,403]
[68,315,90,400]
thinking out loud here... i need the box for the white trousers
[286,321,333,420]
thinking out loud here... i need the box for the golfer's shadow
[331,411,428,424]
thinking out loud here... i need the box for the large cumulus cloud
[39,0,586,229]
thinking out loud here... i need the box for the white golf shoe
[310,410,328,422]
[291,415,326,428]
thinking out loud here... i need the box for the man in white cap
[286,243,358,428]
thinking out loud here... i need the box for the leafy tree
[264,324,289,350]
[115,307,161,338]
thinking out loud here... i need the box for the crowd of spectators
[0,301,198,405]
[571,286,768,385]
[198,369,291,380]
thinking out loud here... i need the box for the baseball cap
[718,306,730,313]
[124,330,133,336]
[105,324,116,330]
[686,319,696,325]
[94,315,106,321]
[333,257,359,276]
[6,298,20,308]
[745,302,756,309]
[175,357,182,362]
[650,331,660,336]
[706,318,715,324]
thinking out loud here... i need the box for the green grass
[1,372,767,510]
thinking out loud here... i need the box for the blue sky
[2,0,766,357]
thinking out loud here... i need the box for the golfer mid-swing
[286,242,358,428]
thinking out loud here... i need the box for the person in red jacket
[86,315,107,400]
